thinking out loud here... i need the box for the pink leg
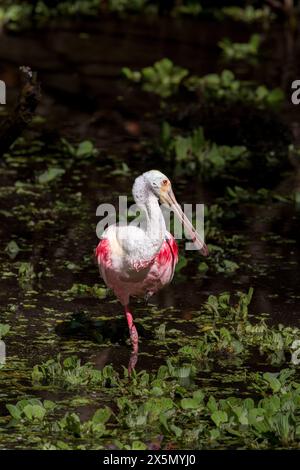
[124,305,139,354]
[124,306,138,374]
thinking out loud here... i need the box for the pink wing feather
[95,234,178,304]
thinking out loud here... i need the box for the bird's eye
[162,179,168,186]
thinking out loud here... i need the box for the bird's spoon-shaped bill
[161,188,209,257]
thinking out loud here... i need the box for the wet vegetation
[0,0,300,450]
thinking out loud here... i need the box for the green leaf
[223,260,239,273]
[92,407,111,425]
[38,167,65,184]
[5,240,20,259]
[267,88,284,104]
[263,373,281,393]
[132,441,147,450]
[0,324,10,339]
[198,261,209,273]
[6,404,21,421]
[181,390,204,410]
[181,398,203,410]
[211,410,228,427]
[23,404,34,420]
[170,424,183,437]
[207,396,218,413]
[31,405,46,420]
[221,69,235,86]
[43,400,56,411]
[210,428,220,439]
[76,140,95,158]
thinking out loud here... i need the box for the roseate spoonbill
[95,170,208,370]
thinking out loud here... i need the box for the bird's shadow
[55,310,152,345]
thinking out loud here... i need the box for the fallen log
[0,66,40,157]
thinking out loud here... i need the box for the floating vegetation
[185,69,284,107]
[60,139,98,160]
[0,324,10,340]
[6,398,56,425]
[37,167,65,185]
[160,123,249,179]
[0,1,281,33]
[221,5,275,24]
[17,262,35,283]
[0,3,32,31]
[124,59,284,108]
[64,283,107,300]
[0,282,299,450]
[0,1,101,30]
[173,2,202,17]
[32,355,117,389]
[123,58,189,98]
[0,1,207,31]
[218,34,262,61]
[5,240,20,260]
[4,337,300,449]
[107,0,147,13]
[203,288,253,321]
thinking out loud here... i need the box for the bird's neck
[140,194,166,256]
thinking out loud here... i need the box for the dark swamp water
[0,15,300,449]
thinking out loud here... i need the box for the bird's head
[142,169,171,199]
[133,170,209,256]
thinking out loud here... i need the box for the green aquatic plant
[55,0,101,16]
[225,186,270,204]
[249,369,296,395]
[178,341,212,363]
[37,167,65,185]
[108,0,147,12]
[201,204,244,275]
[160,123,249,179]
[56,406,112,438]
[0,323,10,339]
[60,138,98,159]
[222,5,274,24]
[4,312,300,451]
[173,2,202,16]
[204,244,240,274]
[6,398,56,425]
[238,322,300,366]
[174,127,248,177]
[204,288,253,321]
[32,355,118,389]
[64,283,107,299]
[9,361,300,449]
[5,240,20,259]
[206,391,300,446]
[219,34,261,61]
[122,58,189,98]
[185,69,284,107]
[178,327,243,363]
[111,162,131,176]
[0,4,32,30]
[0,0,103,31]
[17,262,35,282]
[124,59,284,107]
